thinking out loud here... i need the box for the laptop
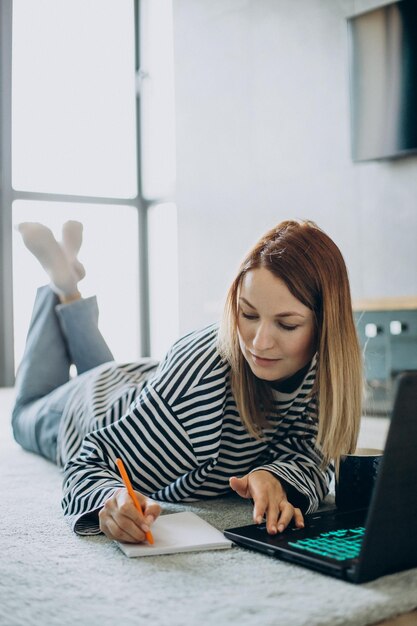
[224,371,417,583]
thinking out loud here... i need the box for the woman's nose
[252,323,275,351]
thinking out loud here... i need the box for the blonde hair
[218,219,363,469]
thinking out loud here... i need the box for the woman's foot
[62,221,86,282]
[17,222,82,300]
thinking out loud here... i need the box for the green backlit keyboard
[288,526,365,561]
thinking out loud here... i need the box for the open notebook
[116,512,233,557]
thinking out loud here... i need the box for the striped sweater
[60,324,332,534]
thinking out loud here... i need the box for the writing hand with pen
[99,458,161,544]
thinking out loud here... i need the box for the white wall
[173,0,417,334]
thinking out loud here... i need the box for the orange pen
[115,457,154,544]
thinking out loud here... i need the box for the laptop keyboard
[288,526,365,561]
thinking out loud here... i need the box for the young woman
[12,219,362,544]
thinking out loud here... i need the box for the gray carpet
[1,388,417,626]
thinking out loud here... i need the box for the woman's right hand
[99,488,162,543]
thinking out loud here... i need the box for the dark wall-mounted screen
[348,0,417,161]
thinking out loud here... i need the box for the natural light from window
[12,0,137,198]
[11,0,178,371]
[12,201,141,367]
[140,0,176,200]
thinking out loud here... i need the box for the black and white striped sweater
[60,324,332,534]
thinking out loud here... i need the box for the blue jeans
[12,286,114,463]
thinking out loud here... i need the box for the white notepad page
[117,512,233,557]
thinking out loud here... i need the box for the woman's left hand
[229,470,305,534]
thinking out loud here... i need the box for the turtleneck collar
[267,355,316,394]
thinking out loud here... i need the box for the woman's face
[237,267,316,383]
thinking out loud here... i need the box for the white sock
[17,222,80,298]
[61,221,86,281]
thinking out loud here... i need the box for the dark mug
[335,448,383,511]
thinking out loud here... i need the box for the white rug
[1,388,416,626]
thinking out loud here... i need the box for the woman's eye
[241,312,257,320]
[279,323,298,331]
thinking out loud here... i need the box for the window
[10,0,140,368]
[0,0,178,383]
[139,0,176,200]
[12,201,140,365]
[12,0,138,198]
[139,0,178,360]
[148,202,179,360]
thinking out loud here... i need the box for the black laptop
[224,372,417,583]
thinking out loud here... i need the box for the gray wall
[173,0,417,334]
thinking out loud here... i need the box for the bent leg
[12,376,83,462]
[56,296,114,374]
[13,285,114,460]
[12,285,75,460]
[14,285,73,407]
[15,221,113,382]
